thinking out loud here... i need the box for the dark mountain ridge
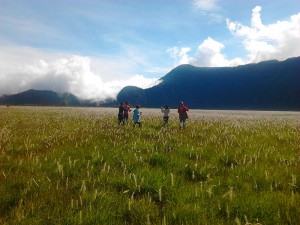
[117,57,300,110]
[0,89,82,106]
[0,89,117,107]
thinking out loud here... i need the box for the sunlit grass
[0,106,299,224]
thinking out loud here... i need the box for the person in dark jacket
[177,101,189,129]
[118,102,125,125]
[161,105,170,125]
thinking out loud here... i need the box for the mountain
[0,89,82,106]
[0,89,118,107]
[117,57,300,110]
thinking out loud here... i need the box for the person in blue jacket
[133,105,142,127]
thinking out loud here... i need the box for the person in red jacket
[123,102,131,124]
[178,101,189,129]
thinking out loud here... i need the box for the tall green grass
[0,107,299,224]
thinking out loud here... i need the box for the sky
[1,0,300,100]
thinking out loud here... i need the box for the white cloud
[227,6,300,62]
[193,0,218,11]
[192,37,227,66]
[167,47,192,66]
[251,6,264,29]
[169,6,300,67]
[192,0,223,23]
[169,37,243,67]
[0,46,159,100]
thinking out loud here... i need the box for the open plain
[0,106,299,224]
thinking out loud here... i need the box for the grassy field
[0,106,299,225]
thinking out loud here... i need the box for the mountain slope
[117,57,300,110]
[0,89,81,106]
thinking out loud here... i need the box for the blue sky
[0,0,300,100]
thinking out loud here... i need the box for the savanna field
[0,106,299,225]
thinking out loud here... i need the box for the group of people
[118,101,189,129]
[118,102,142,127]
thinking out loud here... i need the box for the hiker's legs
[133,121,141,127]
[163,116,169,125]
[183,118,186,128]
[124,115,128,123]
[118,114,124,125]
[179,116,183,128]
[179,116,186,129]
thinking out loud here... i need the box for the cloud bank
[0,48,160,100]
[170,6,300,67]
